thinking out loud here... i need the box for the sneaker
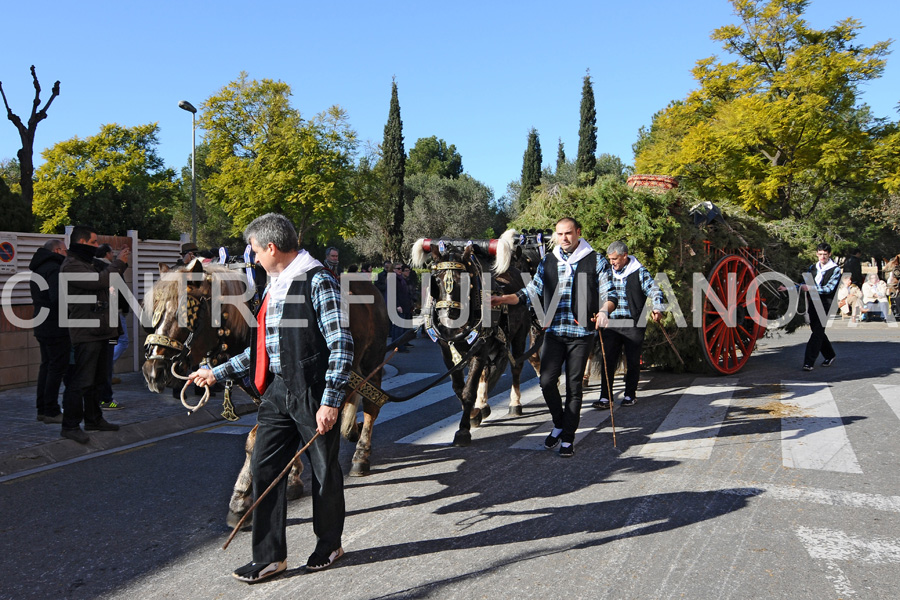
[559,443,574,458]
[306,546,344,571]
[621,396,636,407]
[232,560,287,583]
[822,357,836,367]
[544,430,562,450]
[42,413,63,424]
[85,419,120,431]
[36,414,44,422]
[802,365,813,371]
[100,400,124,410]
[591,398,611,410]
[61,428,89,444]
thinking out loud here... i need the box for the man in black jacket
[59,226,130,444]
[844,248,864,288]
[29,239,69,423]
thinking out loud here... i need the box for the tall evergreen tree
[575,71,597,185]
[556,138,566,173]
[519,128,542,208]
[382,79,406,260]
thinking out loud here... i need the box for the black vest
[541,251,599,327]
[806,264,840,313]
[249,267,330,399]
[615,268,649,322]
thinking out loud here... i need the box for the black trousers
[62,340,108,430]
[539,333,594,444]
[599,327,645,401]
[251,375,344,564]
[804,303,835,367]
[35,335,70,417]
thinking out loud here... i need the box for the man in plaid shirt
[492,217,617,457]
[190,213,353,583]
[593,240,664,411]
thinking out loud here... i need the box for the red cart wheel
[699,255,762,374]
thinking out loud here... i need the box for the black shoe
[621,396,636,407]
[36,414,44,422]
[306,546,344,571]
[591,398,610,410]
[232,560,286,583]
[42,413,63,424]
[61,428,89,444]
[544,431,561,450]
[85,419,120,431]
[559,443,574,458]
[822,357,836,367]
[802,365,813,371]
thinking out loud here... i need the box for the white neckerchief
[266,250,322,304]
[554,238,593,277]
[612,255,642,280]
[815,259,837,286]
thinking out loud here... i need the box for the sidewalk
[0,365,399,479]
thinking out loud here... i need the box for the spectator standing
[374,260,392,298]
[94,244,128,409]
[843,248,864,288]
[389,263,413,350]
[324,247,340,277]
[28,239,70,424]
[59,226,129,444]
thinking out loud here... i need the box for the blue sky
[1,0,897,206]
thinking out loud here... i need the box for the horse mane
[148,263,251,342]
[492,229,516,275]
[411,238,428,269]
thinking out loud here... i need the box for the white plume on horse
[409,229,517,274]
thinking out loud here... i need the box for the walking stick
[655,320,684,365]
[596,323,617,449]
[222,348,400,550]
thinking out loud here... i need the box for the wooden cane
[222,349,400,550]
[596,326,618,448]
[655,319,684,365]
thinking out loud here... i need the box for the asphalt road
[2,323,899,600]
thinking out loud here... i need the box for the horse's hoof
[453,431,472,447]
[226,511,251,530]
[349,461,370,477]
[481,405,491,419]
[508,405,523,417]
[286,483,304,501]
[470,411,483,428]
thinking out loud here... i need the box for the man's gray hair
[607,240,629,256]
[43,239,65,252]
[244,213,299,253]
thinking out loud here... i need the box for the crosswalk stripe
[781,381,862,474]
[396,379,543,445]
[874,384,900,421]
[795,526,900,597]
[638,378,739,460]
[369,381,456,425]
[382,372,440,392]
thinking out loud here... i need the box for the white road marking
[874,384,900,421]
[638,378,739,460]
[781,382,862,473]
[795,526,900,598]
[382,372,440,392]
[397,379,543,445]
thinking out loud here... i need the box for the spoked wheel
[699,255,763,375]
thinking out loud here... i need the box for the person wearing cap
[176,242,199,266]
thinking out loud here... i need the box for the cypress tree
[382,79,406,260]
[518,128,542,209]
[575,71,597,186]
[556,138,566,173]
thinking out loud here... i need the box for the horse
[141,259,390,527]
[410,235,532,445]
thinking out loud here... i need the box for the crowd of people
[23,215,897,585]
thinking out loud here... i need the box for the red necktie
[254,293,270,394]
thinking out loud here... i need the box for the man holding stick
[189,213,353,583]
[592,241,664,410]
[492,217,617,457]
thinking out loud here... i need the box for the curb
[0,401,258,479]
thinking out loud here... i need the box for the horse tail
[340,392,361,440]
[492,229,516,275]
[411,238,428,268]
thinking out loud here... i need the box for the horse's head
[141,260,251,392]
[427,244,484,342]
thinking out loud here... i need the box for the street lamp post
[178,100,198,244]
